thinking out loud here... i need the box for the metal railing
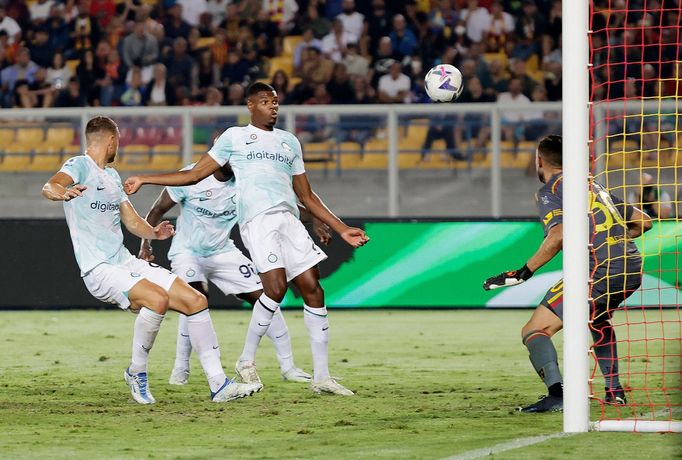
[0,102,570,217]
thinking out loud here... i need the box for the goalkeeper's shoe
[211,378,262,402]
[311,378,354,396]
[605,387,627,405]
[235,360,262,385]
[518,394,563,413]
[124,368,156,404]
[483,264,533,290]
[168,367,190,385]
[282,367,312,383]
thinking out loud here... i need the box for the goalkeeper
[483,135,652,413]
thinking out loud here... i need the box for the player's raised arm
[124,153,221,195]
[292,173,369,248]
[120,200,175,241]
[42,172,87,201]
[139,189,178,261]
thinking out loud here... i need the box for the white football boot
[310,377,354,396]
[281,367,312,383]
[211,378,263,402]
[235,360,262,385]
[124,368,156,404]
[168,367,190,385]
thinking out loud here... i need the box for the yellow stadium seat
[337,142,362,169]
[120,144,151,171]
[150,145,182,171]
[15,128,45,149]
[359,153,388,169]
[398,153,422,168]
[304,141,335,172]
[364,138,388,154]
[29,143,63,171]
[415,154,452,170]
[283,35,303,56]
[62,144,82,157]
[268,56,294,78]
[45,127,75,148]
[607,139,640,170]
[511,151,533,169]
[0,128,15,149]
[0,145,32,172]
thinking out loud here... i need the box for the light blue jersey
[166,164,239,259]
[59,154,131,276]
[207,124,305,225]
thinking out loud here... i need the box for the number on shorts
[239,264,257,278]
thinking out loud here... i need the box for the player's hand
[63,184,87,201]
[124,176,143,195]
[153,220,175,240]
[138,241,154,261]
[313,219,332,245]
[341,227,369,248]
[483,264,533,290]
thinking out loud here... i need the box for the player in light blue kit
[139,162,325,385]
[125,83,369,396]
[42,116,262,404]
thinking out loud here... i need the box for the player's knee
[302,282,324,303]
[146,290,169,314]
[264,281,288,303]
[179,288,208,314]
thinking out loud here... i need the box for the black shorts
[540,272,642,323]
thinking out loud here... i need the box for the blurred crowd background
[0,0,677,111]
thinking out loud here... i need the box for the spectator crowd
[0,0,678,112]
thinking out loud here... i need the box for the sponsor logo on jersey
[195,206,237,219]
[246,150,294,167]
[90,201,120,212]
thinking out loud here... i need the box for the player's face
[248,90,279,130]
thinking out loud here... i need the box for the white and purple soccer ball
[424,64,464,102]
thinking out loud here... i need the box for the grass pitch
[0,310,679,459]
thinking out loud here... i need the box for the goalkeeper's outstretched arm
[483,224,562,290]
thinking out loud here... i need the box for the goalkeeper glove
[483,264,534,290]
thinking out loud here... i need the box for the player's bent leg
[519,305,564,413]
[169,281,207,385]
[236,269,288,385]
[124,280,170,404]
[166,278,263,400]
[293,268,353,396]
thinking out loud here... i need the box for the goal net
[588,0,681,432]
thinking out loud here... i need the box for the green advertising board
[282,221,681,308]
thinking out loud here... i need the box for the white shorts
[171,250,263,295]
[241,211,327,281]
[83,256,178,310]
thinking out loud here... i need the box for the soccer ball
[424,64,464,102]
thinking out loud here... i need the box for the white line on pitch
[441,432,574,460]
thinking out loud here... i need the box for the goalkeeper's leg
[518,284,564,412]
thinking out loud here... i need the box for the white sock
[240,293,279,363]
[186,309,226,393]
[265,309,295,372]
[174,314,192,371]
[303,305,330,382]
[129,308,165,374]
